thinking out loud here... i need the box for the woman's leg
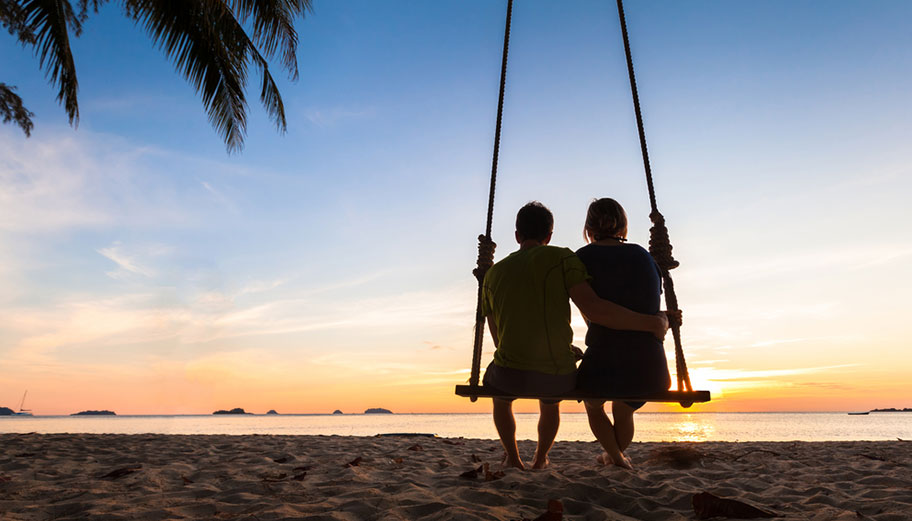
[612,401,636,451]
[584,400,631,469]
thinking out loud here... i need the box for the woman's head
[584,198,628,243]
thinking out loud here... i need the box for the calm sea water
[1,413,910,442]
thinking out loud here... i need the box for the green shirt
[482,245,591,375]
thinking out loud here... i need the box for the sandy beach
[0,434,909,520]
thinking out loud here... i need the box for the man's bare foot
[596,452,613,465]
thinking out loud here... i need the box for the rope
[469,0,513,399]
[616,0,694,405]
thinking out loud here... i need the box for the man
[482,201,669,469]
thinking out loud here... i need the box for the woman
[575,197,672,469]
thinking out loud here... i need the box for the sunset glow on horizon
[2,1,911,416]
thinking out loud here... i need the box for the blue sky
[1,0,911,413]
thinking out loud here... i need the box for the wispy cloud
[304,106,376,127]
[97,242,156,278]
[705,364,858,382]
[83,93,182,114]
[199,180,237,213]
[683,245,912,289]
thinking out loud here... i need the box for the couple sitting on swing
[481,199,676,470]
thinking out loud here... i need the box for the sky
[1,0,911,415]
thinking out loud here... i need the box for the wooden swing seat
[455,385,710,404]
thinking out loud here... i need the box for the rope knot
[473,234,497,282]
[648,211,679,272]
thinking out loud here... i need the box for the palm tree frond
[1,0,37,44]
[0,82,36,136]
[124,0,254,151]
[21,0,82,125]
[228,0,312,80]
[252,55,286,132]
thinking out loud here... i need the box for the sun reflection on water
[671,414,716,442]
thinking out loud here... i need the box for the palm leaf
[1,0,36,44]
[122,0,296,151]
[0,82,36,136]
[229,0,312,80]
[123,0,253,151]
[19,0,83,125]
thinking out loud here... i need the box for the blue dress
[575,243,671,397]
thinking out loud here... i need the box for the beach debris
[437,459,450,468]
[293,465,312,472]
[14,452,36,458]
[857,453,886,462]
[391,457,404,465]
[375,432,435,437]
[272,456,289,463]
[100,465,142,480]
[471,454,482,463]
[292,472,307,481]
[513,499,564,521]
[460,464,484,479]
[0,475,11,483]
[407,444,423,451]
[647,446,704,469]
[344,457,363,468]
[732,448,783,462]
[181,476,194,485]
[692,492,776,519]
[459,463,505,482]
[441,439,465,446]
[262,472,287,482]
[483,463,505,482]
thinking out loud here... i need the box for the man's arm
[568,282,668,340]
[486,314,499,347]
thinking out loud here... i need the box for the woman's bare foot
[531,456,550,470]
[502,456,525,470]
[531,450,550,469]
[597,451,633,470]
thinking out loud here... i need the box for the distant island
[0,407,14,416]
[870,408,912,412]
[71,410,116,416]
[364,408,392,414]
[332,410,343,415]
[213,408,251,415]
[266,410,278,415]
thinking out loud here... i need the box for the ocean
[1,412,910,442]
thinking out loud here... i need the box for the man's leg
[492,398,524,469]
[612,401,636,452]
[584,400,631,469]
[531,400,560,469]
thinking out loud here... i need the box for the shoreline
[1,434,909,520]
[6,410,912,416]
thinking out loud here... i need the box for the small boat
[13,390,33,416]
[847,411,870,416]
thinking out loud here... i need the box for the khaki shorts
[482,361,576,404]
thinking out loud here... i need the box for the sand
[1,434,909,520]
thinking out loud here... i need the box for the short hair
[584,198,628,243]
[515,201,554,242]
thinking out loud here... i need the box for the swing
[454,0,711,408]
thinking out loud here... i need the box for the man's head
[515,201,553,244]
